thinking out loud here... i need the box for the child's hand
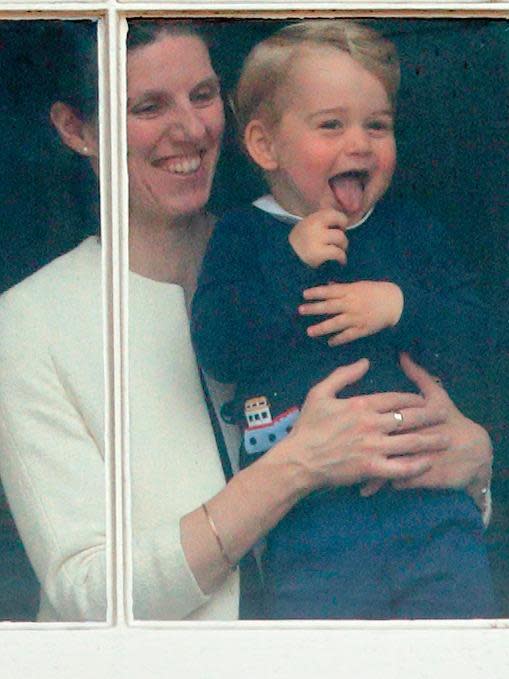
[288,209,349,268]
[299,281,404,346]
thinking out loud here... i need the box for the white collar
[252,194,373,230]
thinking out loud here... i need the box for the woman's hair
[126,19,210,52]
[50,20,210,120]
[45,22,99,121]
[234,19,400,139]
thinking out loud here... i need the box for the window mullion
[100,6,130,627]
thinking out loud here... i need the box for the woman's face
[126,33,225,224]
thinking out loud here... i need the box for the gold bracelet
[202,503,235,570]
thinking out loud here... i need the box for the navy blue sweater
[192,200,493,426]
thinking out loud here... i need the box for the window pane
[0,20,109,623]
[124,15,508,624]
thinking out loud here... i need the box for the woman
[0,20,493,622]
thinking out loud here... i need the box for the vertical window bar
[100,8,130,626]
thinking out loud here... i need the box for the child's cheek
[383,139,397,176]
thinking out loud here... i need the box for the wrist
[288,236,308,267]
[388,283,404,326]
[466,461,492,512]
[288,230,319,269]
[263,434,316,504]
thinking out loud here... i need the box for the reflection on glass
[127,18,508,623]
[0,21,105,622]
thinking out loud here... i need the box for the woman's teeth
[161,155,202,175]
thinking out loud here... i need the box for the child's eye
[367,119,394,134]
[320,119,343,130]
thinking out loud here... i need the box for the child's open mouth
[328,170,369,215]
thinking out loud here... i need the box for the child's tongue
[329,175,365,215]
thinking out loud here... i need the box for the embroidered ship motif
[243,396,300,455]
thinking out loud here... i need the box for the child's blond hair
[234,20,400,140]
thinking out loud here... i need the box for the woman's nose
[165,106,207,142]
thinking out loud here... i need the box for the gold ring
[393,411,404,427]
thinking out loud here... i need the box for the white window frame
[1,2,509,677]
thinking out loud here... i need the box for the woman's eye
[191,84,220,107]
[320,119,343,130]
[130,101,161,116]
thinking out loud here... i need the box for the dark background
[0,18,507,620]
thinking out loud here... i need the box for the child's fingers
[327,327,360,346]
[299,299,344,316]
[323,245,347,266]
[316,208,350,230]
[325,229,348,251]
[303,284,348,301]
[307,314,351,338]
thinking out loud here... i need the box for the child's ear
[244,119,279,172]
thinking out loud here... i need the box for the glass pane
[0,20,107,622]
[125,17,508,622]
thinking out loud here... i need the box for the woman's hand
[361,354,493,515]
[182,357,453,597]
[271,358,450,498]
[299,281,404,346]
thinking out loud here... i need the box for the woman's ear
[50,101,98,159]
[244,119,279,172]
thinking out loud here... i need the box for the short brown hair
[234,20,400,139]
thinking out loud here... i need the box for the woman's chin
[165,192,211,221]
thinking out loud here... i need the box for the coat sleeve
[0,291,107,622]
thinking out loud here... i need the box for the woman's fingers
[378,405,447,434]
[378,454,434,481]
[359,478,386,497]
[399,352,446,400]
[385,431,450,456]
[307,358,370,399]
[361,391,425,414]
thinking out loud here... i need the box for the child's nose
[343,126,372,155]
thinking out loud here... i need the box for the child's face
[261,46,396,223]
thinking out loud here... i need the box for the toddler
[192,20,496,619]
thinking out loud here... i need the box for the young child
[192,20,496,619]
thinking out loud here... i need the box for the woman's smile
[127,33,225,222]
[152,151,205,176]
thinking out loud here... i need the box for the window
[0,3,508,678]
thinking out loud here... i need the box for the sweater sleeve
[0,292,107,622]
[192,209,327,383]
[390,207,495,363]
[388,205,497,421]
